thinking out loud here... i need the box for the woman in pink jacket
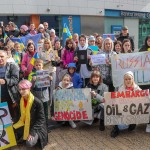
[21,43,36,79]
[62,38,75,68]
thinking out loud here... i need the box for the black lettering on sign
[0,108,10,147]
[144,103,150,114]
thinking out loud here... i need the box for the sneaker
[111,125,120,138]
[128,124,136,132]
[146,124,150,133]
[69,121,77,128]
[99,119,105,131]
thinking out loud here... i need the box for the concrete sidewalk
[9,122,150,150]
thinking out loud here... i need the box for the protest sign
[103,34,115,41]
[111,51,150,87]
[37,43,43,52]
[77,50,87,64]
[104,90,150,125]
[54,88,92,121]
[91,54,106,66]
[0,102,16,149]
[36,70,50,88]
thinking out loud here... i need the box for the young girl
[87,71,108,130]
[62,38,76,68]
[114,41,122,54]
[54,74,77,128]
[121,39,132,53]
[111,71,141,138]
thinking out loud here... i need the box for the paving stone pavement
[8,122,150,150]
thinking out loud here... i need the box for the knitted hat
[124,71,134,78]
[20,25,28,32]
[38,24,44,29]
[88,35,95,41]
[50,29,55,34]
[19,80,32,89]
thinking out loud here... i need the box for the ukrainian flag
[14,52,20,64]
[4,33,9,43]
[30,52,39,66]
[10,38,25,51]
[63,23,72,39]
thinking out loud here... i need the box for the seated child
[28,58,52,129]
[86,71,108,130]
[55,74,77,128]
[68,63,83,88]
[111,71,141,138]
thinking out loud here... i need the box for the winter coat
[62,48,74,68]
[117,33,134,51]
[69,72,83,88]
[5,62,21,103]
[21,52,35,77]
[28,96,48,149]
[7,29,20,37]
[118,84,141,92]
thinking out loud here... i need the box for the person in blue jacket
[68,63,83,88]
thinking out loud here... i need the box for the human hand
[91,91,97,97]
[87,55,91,60]
[0,79,5,85]
[89,60,92,66]
[105,58,111,65]
[49,76,53,81]
[27,134,34,141]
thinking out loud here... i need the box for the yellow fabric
[13,92,34,140]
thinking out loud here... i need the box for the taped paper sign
[54,88,92,121]
[104,90,150,125]
[0,102,16,149]
[111,51,150,87]
[91,54,106,66]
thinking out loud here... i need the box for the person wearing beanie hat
[68,63,83,88]
[110,70,141,138]
[20,25,29,36]
[38,24,50,39]
[13,79,48,148]
[88,35,96,46]
[117,25,134,51]
[50,28,59,46]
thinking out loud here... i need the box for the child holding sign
[28,58,52,129]
[54,74,77,128]
[111,71,141,138]
[87,71,108,130]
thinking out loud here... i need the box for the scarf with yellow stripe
[13,92,34,140]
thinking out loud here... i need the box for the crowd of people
[0,21,150,149]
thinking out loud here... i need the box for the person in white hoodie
[54,74,77,128]
[74,34,93,87]
[111,71,141,138]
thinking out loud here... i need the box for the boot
[128,124,136,131]
[111,125,120,138]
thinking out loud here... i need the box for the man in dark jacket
[0,50,20,122]
[117,26,135,51]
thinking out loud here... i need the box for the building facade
[1,0,150,49]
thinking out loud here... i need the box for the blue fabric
[118,124,129,130]
[68,63,76,69]
[69,72,83,88]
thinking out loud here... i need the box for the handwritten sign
[36,70,50,88]
[0,102,16,149]
[104,90,150,125]
[111,51,150,87]
[91,54,106,66]
[54,88,92,121]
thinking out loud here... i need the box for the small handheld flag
[14,52,20,64]
[30,52,39,66]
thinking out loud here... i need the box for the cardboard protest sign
[103,34,115,41]
[91,54,106,66]
[36,70,50,88]
[54,88,92,121]
[0,102,16,149]
[104,90,150,125]
[77,50,87,64]
[111,51,150,87]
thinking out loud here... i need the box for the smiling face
[92,75,100,85]
[124,74,134,88]
[62,76,71,88]
[28,44,35,52]
[104,39,112,51]
[115,44,121,53]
